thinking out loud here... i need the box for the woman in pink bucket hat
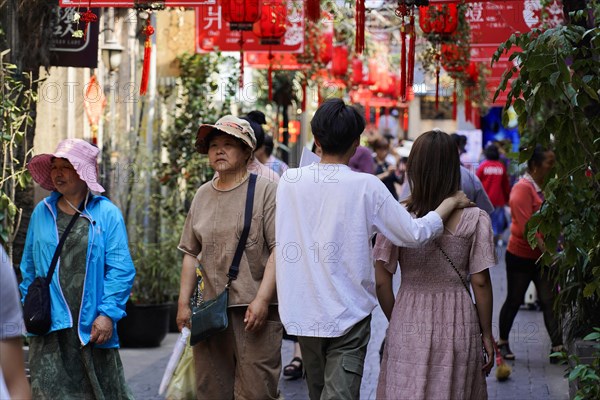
[19,138,135,399]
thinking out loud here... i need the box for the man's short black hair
[484,144,500,160]
[310,98,365,156]
[263,135,274,157]
[241,116,264,150]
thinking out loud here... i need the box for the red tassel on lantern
[301,80,307,111]
[307,0,320,22]
[452,82,457,120]
[407,15,416,88]
[140,19,154,96]
[268,51,274,101]
[400,25,407,100]
[239,35,245,88]
[435,66,440,110]
[355,0,365,54]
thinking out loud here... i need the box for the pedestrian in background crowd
[255,134,289,177]
[20,138,135,399]
[275,99,473,400]
[497,145,563,362]
[372,137,401,200]
[477,144,511,244]
[177,115,282,399]
[242,110,280,183]
[374,130,495,399]
[1,245,31,400]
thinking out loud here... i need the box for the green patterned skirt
[29,328,133,400]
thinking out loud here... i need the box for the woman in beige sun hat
[176,115,283,399]
[20,138,135,399]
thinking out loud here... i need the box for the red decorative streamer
[140,19,154,95]
[301,81,307,111]
[407,15,416,88]
[355,0,365,54]
[306,0,320,22]
[465,87,472,122]
[400,25,406,101]
[239,35,245,88]
[452,82,457,121]
[268,51,274,101]
[435,67,440,110]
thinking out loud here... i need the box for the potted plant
[492,1,600,396]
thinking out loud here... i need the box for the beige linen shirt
[178,174,277,306]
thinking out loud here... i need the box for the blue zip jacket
[19,192,136,348]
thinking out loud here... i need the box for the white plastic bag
[165,342,196,400]
[159,327,192,396]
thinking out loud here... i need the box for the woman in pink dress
[374,130,496,399]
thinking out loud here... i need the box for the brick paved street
[122,246,569,399]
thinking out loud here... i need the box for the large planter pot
[567,339,597,399]
[117,302,170,348]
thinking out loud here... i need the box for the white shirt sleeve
[373,195,443,247]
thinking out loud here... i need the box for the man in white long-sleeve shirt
[275,98,473,400]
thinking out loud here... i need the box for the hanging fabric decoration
[83,75,106,145]
[140,18,155,96]
[306,0,321,22]
[435,54,441,110]
[221,0,261,31]
[355,0,365,54]
[400,24,407,100]
[80,8,98,40]
[407,15,416,89]
[268,51,274,101]
[238,36,245,88]
[452,81,457,121]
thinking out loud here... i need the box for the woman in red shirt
[497,145,563,361]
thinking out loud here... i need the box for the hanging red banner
[244,53,308,70]
[195,0,303,53]
[467,0,563,105]
[59,0,216,6]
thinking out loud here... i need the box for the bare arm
[434,191,473,222]
[245,251,276,332]
[471,269,494,375]
[0,337,31,400]
[375,260,395,321]
[176,254,198,331]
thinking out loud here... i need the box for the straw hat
[195,115,256,154]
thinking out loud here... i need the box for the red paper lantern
[318,30,333,64]
[253,0,287,45]
[332,45,349,77]
[351,58,363,85]
[440,43,468,73]
[419,3,458,35]
[222,0,261,31]
[364,60,378,86]
[467,61,479,83]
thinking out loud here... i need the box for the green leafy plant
[0,48,36,262]
[492,2,600,342]
[553,328,600,400]
[158,52,238,215]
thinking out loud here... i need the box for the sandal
[498,342,515,360]
[283,357,303,380]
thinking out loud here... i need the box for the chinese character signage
[59,0,216,6]
[196,0,304,53]
[466,0,563,105]
[50,7,100,68]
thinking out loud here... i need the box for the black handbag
[23,198,85,335]
[190,174,257,346]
